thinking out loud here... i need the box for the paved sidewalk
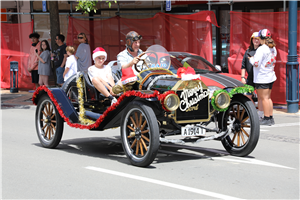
[1,89,34,107]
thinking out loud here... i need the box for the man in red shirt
[28,32,41,89]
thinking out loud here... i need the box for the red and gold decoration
[32,86,177,130]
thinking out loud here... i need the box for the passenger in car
[117,31,143,84]
[88,47,118,105]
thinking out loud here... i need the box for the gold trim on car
[136,68,175,82]
[138,71,173,90]
[163,93,180,111]
[215,91,231,109]
[171,80,211,124]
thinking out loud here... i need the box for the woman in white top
[88,47,117,105]
[63,46,78,81]
[249,29,276,126]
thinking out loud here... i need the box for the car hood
[200,73,243,88]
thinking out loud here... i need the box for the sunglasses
[78,37,84,39]
[132,35,142,41]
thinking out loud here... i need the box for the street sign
[42,1,47,12]
[166,0,171,12]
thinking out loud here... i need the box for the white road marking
[66,144,81,150]
[85,166,245,200]
[260,122,299,128]
[160,144,294,169]
[260,129,269,132]
[212,157,295,170]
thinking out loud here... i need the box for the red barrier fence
[66,11,218,64]
[228,11,300,105]
[1,21,34,90]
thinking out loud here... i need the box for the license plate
[181,125,206,136]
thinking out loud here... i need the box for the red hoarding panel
[228,11,300,105]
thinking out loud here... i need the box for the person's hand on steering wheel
[132,56,140,65]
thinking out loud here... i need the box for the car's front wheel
[220,94,260,156]
[121,101,159,167]
[35,95,64,148]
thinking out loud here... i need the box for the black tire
[121,101,160,167]
[35,95,64,148]
[220,94,260,156]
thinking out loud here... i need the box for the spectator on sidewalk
[36,40,51,86]
[249,29,277,126]
[75,33,92,72]
[241,31,264,120]
[52,34,67,87]
[63,46,78,81]
[28,32,41,89]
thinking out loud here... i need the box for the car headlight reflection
[215,92,231,109]
[164,94,180,111]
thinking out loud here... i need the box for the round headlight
[164,94,180,111]
[215,92,231,109]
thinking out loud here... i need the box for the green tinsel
[228,84,254,97]
[211,84,255,112]
[211,89,230,112]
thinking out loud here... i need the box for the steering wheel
[134,51,159,73]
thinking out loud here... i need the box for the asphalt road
[1,106,299,199]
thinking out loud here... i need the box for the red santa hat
[93,47,107,61]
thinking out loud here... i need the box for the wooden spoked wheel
[228,104,251,147]
[221,95,260,157]
[36,95,63,148]
[127,111,150,156]
[121,101,159,167]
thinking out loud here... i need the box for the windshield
[138,45,171,70]
[169,53,219,74]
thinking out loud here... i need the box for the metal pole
[283,0,286,11]
[286,0,299,113]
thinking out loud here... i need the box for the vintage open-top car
[32,45,259,167]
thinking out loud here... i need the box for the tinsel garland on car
[76,75,96,125]
[32,85,176,130]
[211,84,255,112]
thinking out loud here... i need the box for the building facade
[1,0,298,70]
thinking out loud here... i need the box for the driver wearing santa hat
[88,47,118,105]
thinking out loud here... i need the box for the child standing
[63,46,78,81]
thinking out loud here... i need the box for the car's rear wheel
[121,101,159,167]
[220,94,260,156]
[35,95,64,148]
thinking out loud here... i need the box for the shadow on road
[33,136,254,167]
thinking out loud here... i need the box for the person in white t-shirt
[63,46,78,81]
[88,47,117,105]
[117,31,143,84]
[249,29,277,126]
